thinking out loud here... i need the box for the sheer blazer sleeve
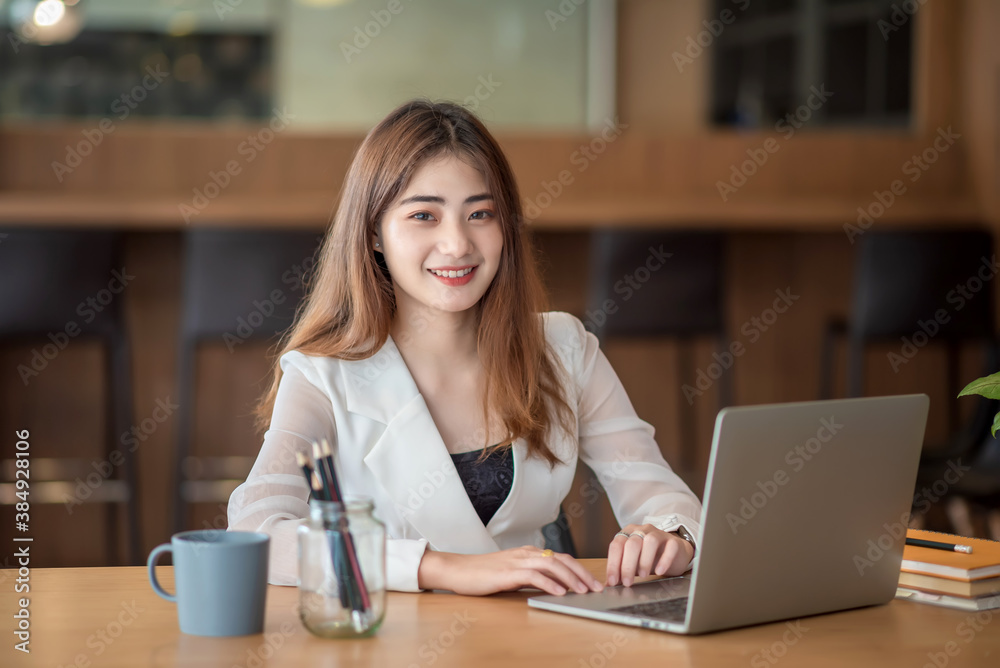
[227,354,429,590]
[552,313,703,556]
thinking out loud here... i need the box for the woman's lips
[428,266,478,286]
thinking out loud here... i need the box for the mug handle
[147,543,177,602]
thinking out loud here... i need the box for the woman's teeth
[431,267,473,278]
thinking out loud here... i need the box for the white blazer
[228,312,702,592]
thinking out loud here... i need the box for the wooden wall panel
[961,0,1000,224]
[617,0,708,133]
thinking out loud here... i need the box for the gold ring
[541,549,554,557]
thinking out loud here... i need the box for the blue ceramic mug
[147,530,269,636]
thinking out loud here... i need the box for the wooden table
[3,563,999,667]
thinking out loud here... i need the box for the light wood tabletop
[3,563,998,667]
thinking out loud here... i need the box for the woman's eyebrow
[397,193,493,206]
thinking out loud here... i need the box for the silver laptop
[529,394,930,634]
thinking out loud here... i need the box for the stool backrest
[851,229,995,341]
[0,228,124,336]
[181,229,323,342]
[588,230,726,339]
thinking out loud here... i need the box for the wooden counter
[3,563,999,667]
[0,192,979,230]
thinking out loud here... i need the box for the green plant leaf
[993,412,1000,438]
[958,371,1000,400]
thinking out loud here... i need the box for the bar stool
[172,228,322,533]
[0,228,139,565]
[820,229,996,404]
[569,230,727,556]
[588,230,730,473]
[819,229,1000,530]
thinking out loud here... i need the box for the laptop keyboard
[608,596,689,623]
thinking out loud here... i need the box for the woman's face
[377,154,503,317]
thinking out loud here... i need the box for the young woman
[228,100,702,596]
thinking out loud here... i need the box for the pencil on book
[906,537,973,554]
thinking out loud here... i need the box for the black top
[449,446,513,527]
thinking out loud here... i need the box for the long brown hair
[257,99,573,465]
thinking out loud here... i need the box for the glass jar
[297,498,387,638]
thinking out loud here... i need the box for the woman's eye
[411,212,434,221]
[470,210,494,221]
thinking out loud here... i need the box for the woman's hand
[417,546,605,596]
[606,524,694,587]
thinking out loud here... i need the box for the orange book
[901,529,1000,581]
[897,571,1000,597]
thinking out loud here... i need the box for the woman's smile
[428,265,478,285]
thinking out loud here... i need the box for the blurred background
[0,0,998,567]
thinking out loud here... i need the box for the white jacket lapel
[340,336,500,554]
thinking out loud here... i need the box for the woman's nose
[438,219,474,257]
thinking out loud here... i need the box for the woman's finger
[523,569,569,596]
[619,533,645,586]
[637,534,665,578]
[533,553,596,594]
[606,527,634,586]
[654,536,682,576]
[549,552,604,591]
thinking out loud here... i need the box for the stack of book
[896,529,1000,611]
